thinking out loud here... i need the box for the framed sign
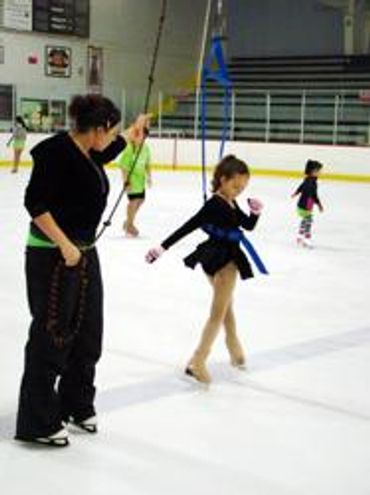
[87,46,103,93]
[45,45,71,78]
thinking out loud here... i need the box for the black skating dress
[161,195,260,279]
[294,176,322,212]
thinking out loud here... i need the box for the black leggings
[16,247,103,440]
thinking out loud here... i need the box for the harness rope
[95,0,168,242]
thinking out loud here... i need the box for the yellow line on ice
[2,161,370,182]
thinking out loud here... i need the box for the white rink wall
[1,133,370,179]
[148,138,370,178]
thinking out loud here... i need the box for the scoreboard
[33,0,89,37]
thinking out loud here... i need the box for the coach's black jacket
[25,132,126,244]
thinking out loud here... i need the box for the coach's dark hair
[305,159,323,175]
[211,155,250,192]
[69,94,121,133]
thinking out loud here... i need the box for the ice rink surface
[1,166,369,495]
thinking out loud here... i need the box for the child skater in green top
[118,127,152,237]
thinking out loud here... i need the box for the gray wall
[0,0,208,124]
[0,31,87,100]
[90,0,208,119]
[228,0,344,57]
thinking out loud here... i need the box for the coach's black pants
[16,247,103,440]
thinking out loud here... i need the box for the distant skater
[291,159,324,248]
[7,116,27,173]
[118,127,152,237]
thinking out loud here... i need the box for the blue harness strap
[202,224,269,275]
[199,36,268,277]
[200,35,232,202]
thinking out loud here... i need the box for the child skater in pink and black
[146,155,266,385]
[291,159,324,248]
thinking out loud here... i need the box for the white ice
[1,167,370,495]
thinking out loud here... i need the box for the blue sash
[202,224,269,275]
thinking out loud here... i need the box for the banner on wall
[87,46,103,93]
[3,0,32,31]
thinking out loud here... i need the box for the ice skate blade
[16,428,70,447]
[231,362,248,371]
[183,367,211,388]
[32,436,70,447]
[297,238,314,249]
[69,416,98,434]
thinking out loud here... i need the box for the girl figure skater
[7,116,27,173]
[146,155,264,384]
[291,159,324,248]
[118,127,152,237]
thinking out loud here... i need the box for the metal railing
[154,87,370,146]
[2,84,370,146]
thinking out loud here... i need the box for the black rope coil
[46,255,89,349]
